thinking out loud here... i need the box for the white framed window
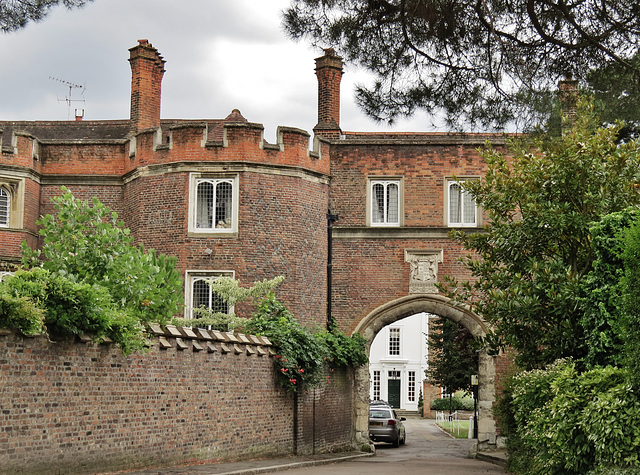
[188,174,239,234]
[184,270,234,319]
[388,327,401,356]
[373,370,381,400]
[408,371,416,402]
[0,186,9,227]
[446,178,478,227]
[368,177,403,226]
[0,177,24,230]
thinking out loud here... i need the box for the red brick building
[0,39,509,446]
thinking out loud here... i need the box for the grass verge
[436,420,471,439]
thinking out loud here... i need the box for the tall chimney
[558,74,579,134]
[314,48,343,139]
[129,39,165,133]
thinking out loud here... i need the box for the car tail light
[387,419,396,425]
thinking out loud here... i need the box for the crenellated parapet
[128,115,327,176]
[0,125,41,170]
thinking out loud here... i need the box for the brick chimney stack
[314,48,343,139]
[558,74,579,133]
[129,39,165,133]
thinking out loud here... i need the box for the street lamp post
[471,374,478,439]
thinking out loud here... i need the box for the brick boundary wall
[0,326,355,475]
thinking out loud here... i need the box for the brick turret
[314,48,343,139]
[129,39,165,133]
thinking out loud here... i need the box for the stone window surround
[184,269,235,319]
[366,176,404,227]
[0,175,25,230]
[187,172,239,236]
[444,176,481,227]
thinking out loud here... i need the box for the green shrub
[580,208,640,368]
[316,329,368,367]
[431,391,474,411]
[1,268,147,355]
[582,379,640,468]
[504,359,640,474]
[1,188,185,354]
[21,188,183,325]
[623,217,640,390]
[0,287,45,336]
[589,468,640,475]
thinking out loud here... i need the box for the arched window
[0,186,10,227]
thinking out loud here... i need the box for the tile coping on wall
[0,325,275,356]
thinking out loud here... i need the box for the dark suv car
[368,406,406,447]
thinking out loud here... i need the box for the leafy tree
[579,208,640,369]
[284,0,640,130]
[426,317,477,396]
[170,276,284,331]
[21,187,183,324]
[1,0,92,32]
[1,188,183,353]
[588,52,640,141]
[442,99,640,369]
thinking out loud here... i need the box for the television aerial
[49,76,86,120]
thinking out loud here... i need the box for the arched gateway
[352,294,498,448]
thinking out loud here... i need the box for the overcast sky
[0,0,436,140]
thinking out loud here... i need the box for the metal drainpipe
[326,213,339,331]
[293,391,298,454]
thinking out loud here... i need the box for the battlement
[0,115,328,178]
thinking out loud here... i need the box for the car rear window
[369,409,391,419]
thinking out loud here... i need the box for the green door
[388,379,401,408]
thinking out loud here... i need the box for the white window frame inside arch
[188,174,239,234]
[388,327,401,356]
[372,370,381,400]
[184,270,235,320]
[447,179,478,227]
[0,186,10,227]
[0,176,25,230]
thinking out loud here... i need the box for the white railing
[437,411,476,439]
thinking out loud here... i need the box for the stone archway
[352,294,498,449]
